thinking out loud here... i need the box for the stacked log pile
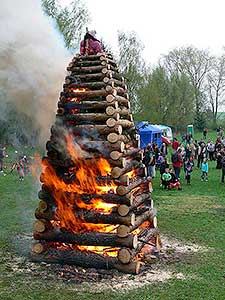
[31,52,160,274]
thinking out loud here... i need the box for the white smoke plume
[0,0,71,144]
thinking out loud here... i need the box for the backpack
[171,153,178,163]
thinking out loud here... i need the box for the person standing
[171,148,183,180]
[203,127,208,139]
[221,154,225,183]
[160,142,168,157]
[201,158,208,181]
[184,156,194,185]
[172,138,180,152]
[0,146,6,172]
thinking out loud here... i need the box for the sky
[61,0,225,64]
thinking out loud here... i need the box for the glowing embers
[69,87,88,102]
[41,133,117,235]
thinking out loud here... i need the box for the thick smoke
[0,0,71,144]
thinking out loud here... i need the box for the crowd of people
[142,131,225,191]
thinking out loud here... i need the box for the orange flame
[69,87,87,102]
[41,133,118,236]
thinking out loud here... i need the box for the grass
[0,134,224,300]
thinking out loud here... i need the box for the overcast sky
[61,0,225,64]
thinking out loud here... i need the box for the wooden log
[107,133,129,144]
[60,86,117,99]
[62,112,120,123]
[35,208,55,220]
[117,228,158,264]
[105,106,131,117]
[35,207,135,226]
[58,100,119,111]
[103,77,125,87]
[116,178,144,196]
[71,124,122,135]
[78,192,134,205]
[76,209,135,226]
[74,53,111,61]
[106,94,130,108]
[64,80,114,91]
[34,229,138,249]
[117,209,156,237]
[99,56,118,67]
[110,151,123,160]
[69,65,109,73]
[33,219,53,233]
[108,157,126,168]
[65,72,107,81]
[117,193,151,216]
[82,140,125,152]
[30,248,141,274]
[106,118,135,129]
[111,161,145,178]
[32,242,47,254]
[68,60,109,68]
[38,200,48,212]
[108,70,124,81]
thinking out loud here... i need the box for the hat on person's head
[89,30,97,38]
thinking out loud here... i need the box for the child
[168,168,182,190]
[184,156,194,185]
[201,158,208,181]
[161,169,172,189]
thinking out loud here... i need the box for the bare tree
[207,55,225,126]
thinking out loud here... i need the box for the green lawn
[0,141,224,300]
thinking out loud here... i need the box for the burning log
[117,209,156,237]
[117,228,159,264]
[78,193,134,205]
[30,248,141,274]
[60,86,117,99]
[76,209,135,226]
[34,229,138,249]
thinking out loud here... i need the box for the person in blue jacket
[201,158,208,181]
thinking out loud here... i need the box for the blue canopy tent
[137,121,162,149]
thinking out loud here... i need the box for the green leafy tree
[42,0,90,49]
[117,31,146,114]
